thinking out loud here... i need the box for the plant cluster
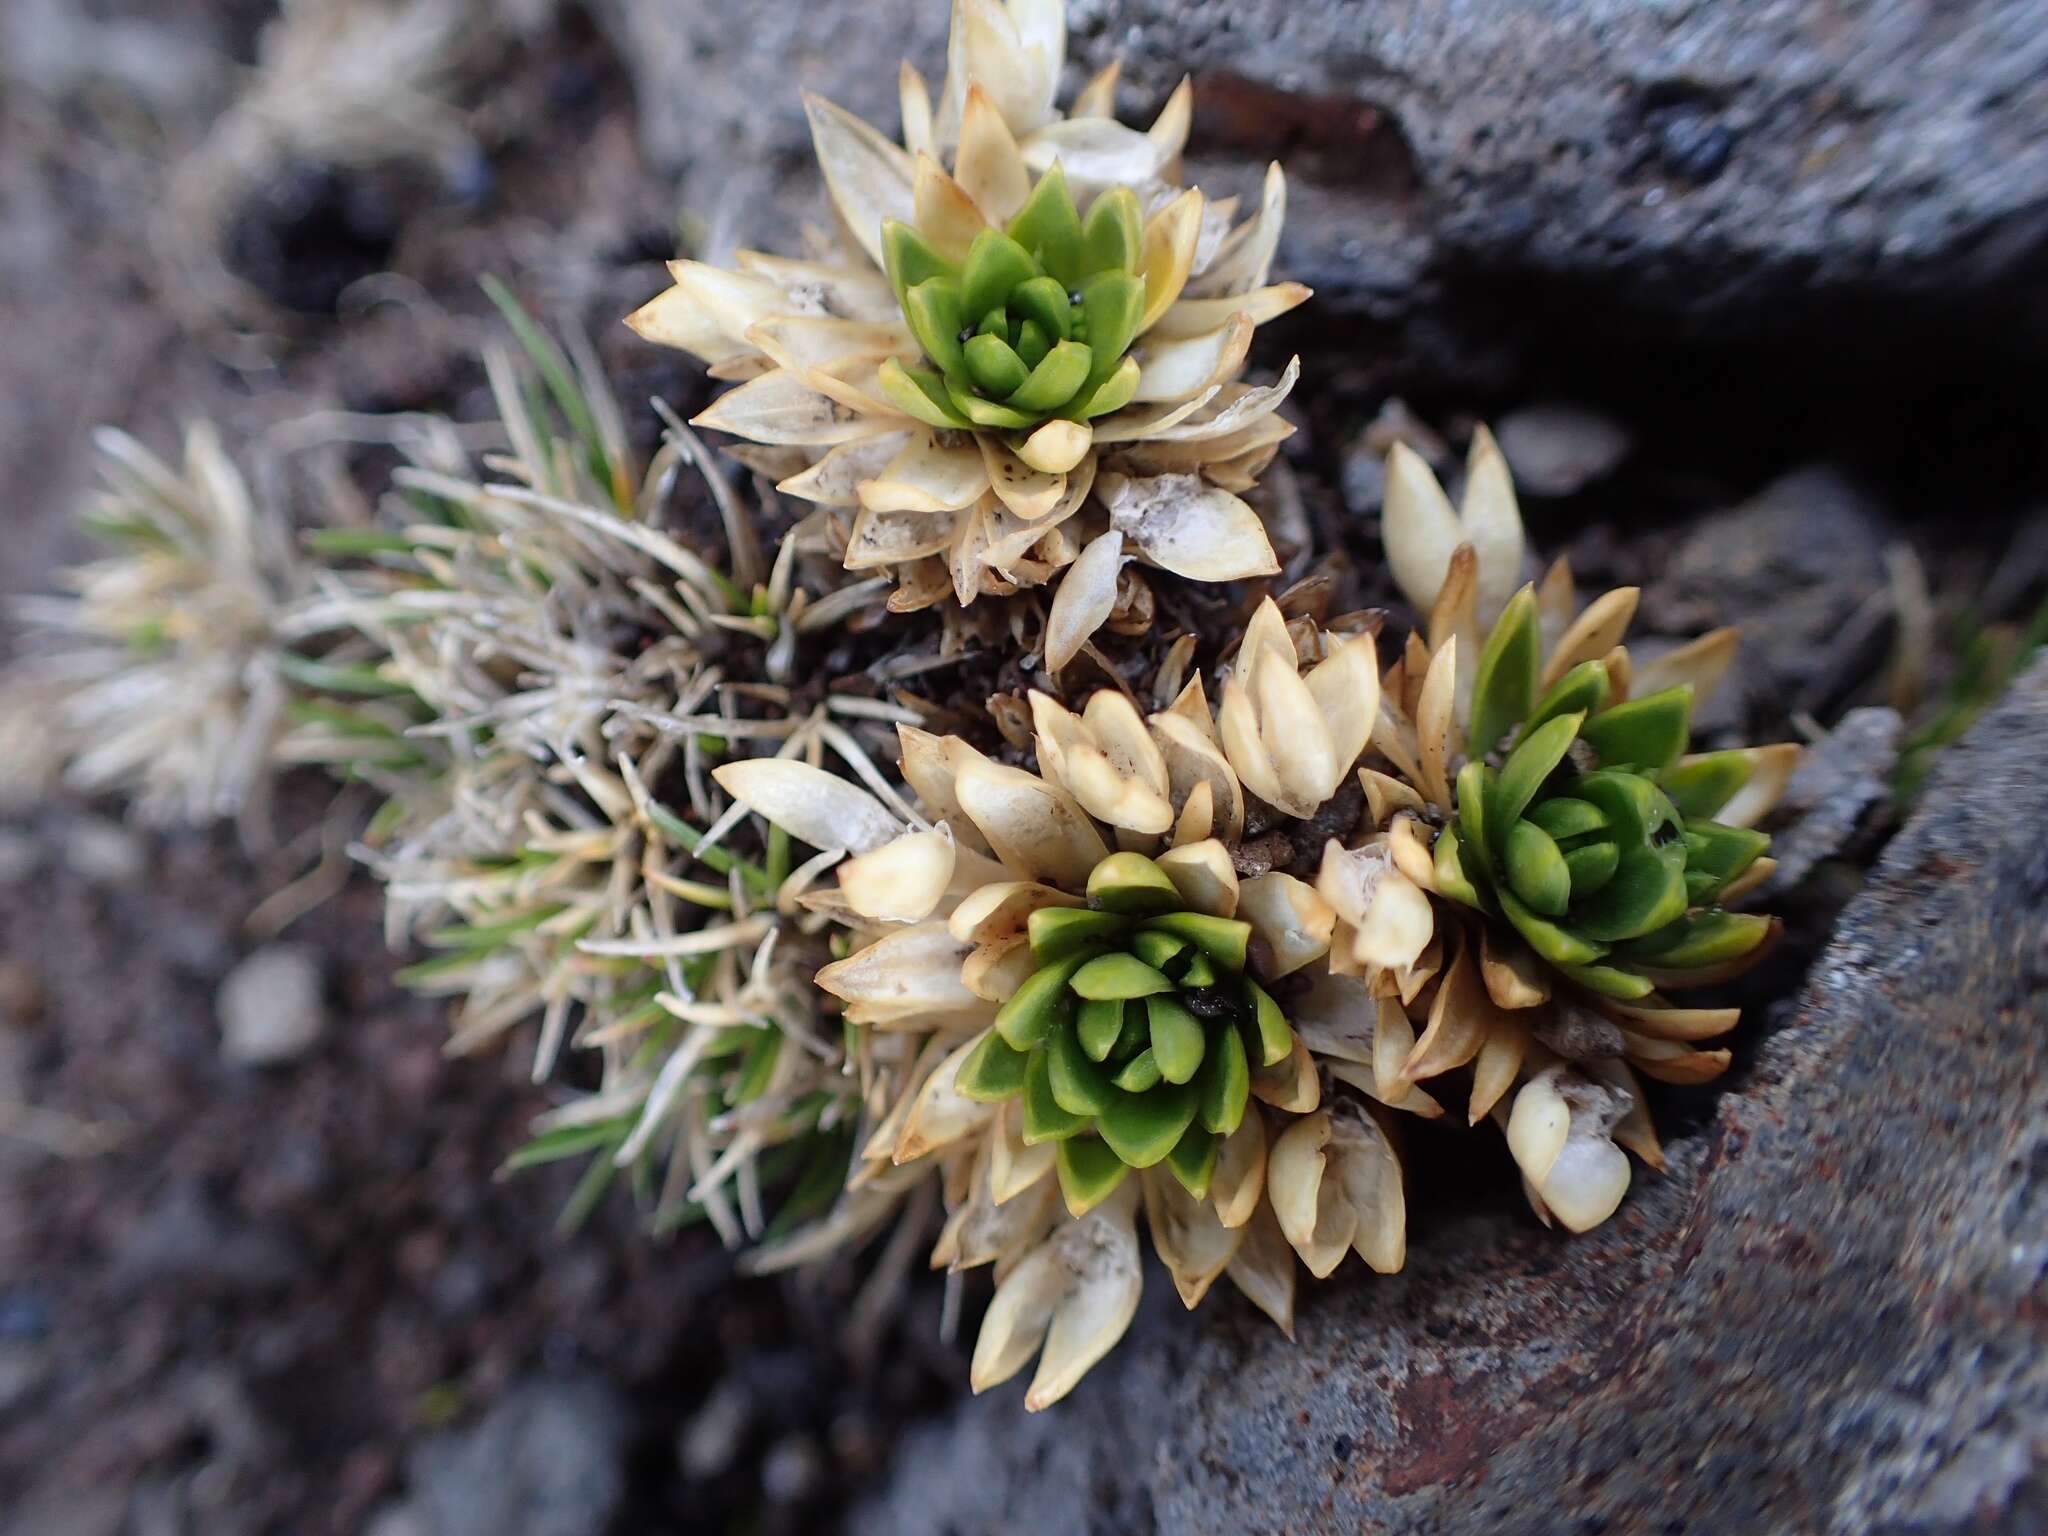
[2,0,1811,1410]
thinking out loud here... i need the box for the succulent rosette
[710,609,1409,1407]
[628,0,1307,650]
[1373,429,1800,1230]
[951,847,1292,1216]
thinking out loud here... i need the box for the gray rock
[594,0,2048,355]
[1493,403,1633,497]
[216,944,326,1066]
[112,1180,300,1296]
[853,657,2048,1535]
[405,1374,631,1536]
[1646,465,1894,734]
[1763,705,1904,895]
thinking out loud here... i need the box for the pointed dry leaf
[713,759,902,853]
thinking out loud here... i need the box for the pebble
[679,1379,754,1481]
[1494,403,1633,497]
[62,816,144,886]
[405,1373,630,1536]
[761,1432,825,1504]
[217,944,326,1066]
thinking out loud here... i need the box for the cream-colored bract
[628,0,1306,651]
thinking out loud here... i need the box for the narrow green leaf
[1006,165,1083,285]
[1146,994,1206,1084]
[1136,912,1251,972]
[1580,686,1694,774]
[1048,1020,1118,1116]
[1661,751,1755,819]
[1570,841,1689,943]
[501,1120,632,1173]
[902,277,968,377]
[1555,960,1657,1000]
[1086,851,1181,914]
[1164,1124,1219,1202]
[1005,339,1092,413]
[276,654,412,697]
[1077,997,1126,1063]
[1621,910,1774,968]
[303,527,430,558]
[1468,585,1540,759]
[945,380,1039,429]
[995,950,1091,1048]
[1009,274,1073,341]
[1022,1048,1091,1143]
[1490,712,1585,851]
[1027,906,1127,964]
[957,1029,1030,1101]
[881,219,954,307]
[959,228,1041,320]
[1432,826,1484,908]
[1499,888,1608,966]
[1457,759,1495,880]
[1111,1047,1163,1093]
[1196,1023,1250,1135]
[1081,186,1144,276]
[481,275,611,495]
[1242,979,1293,1068]
[1078,272,1144,386]
[1096,1080,1200,1169]
[963,332,1030,397]
[1504,819,1572,917]
[1071,951,1174,1001]
[877,358,972,428]
[1070,354,1140,419]
[1056,1136,1130,1214]
[1524,660,1611,739]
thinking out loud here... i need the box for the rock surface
[854,657,2048,1535]
[597,0,2048,356]
[395,1375,632,1536]
[1645,464,1895,734]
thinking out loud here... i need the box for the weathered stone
[1645,465,1894,735]
[404,1375,631,1536]
[1762,705,1903,897]
[595,0,2048,360]
[854,657,2048,1535]
[1493,403,1633,498]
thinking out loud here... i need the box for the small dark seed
[1067,289,1083,306]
